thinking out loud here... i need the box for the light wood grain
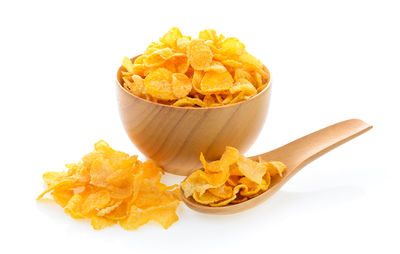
[116,57,272,175]
[181,119,372,214]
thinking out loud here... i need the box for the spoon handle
[259,119,372,172]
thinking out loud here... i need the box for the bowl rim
[116,58,272,110]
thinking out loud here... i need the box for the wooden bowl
[116,57,272,176]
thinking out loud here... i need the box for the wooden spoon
[180,119,372,214]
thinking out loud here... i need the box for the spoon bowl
[180,119,372,214]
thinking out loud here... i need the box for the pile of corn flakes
[37,141,180,230]
[120,27,270,107]
[181,147,286,206]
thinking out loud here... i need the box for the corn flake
[37,141,180,230]
[193,191,222,205]
[265,161,287,177]
[180,146,286,206]
[120,28,269,107]
[230,79,257,96]
[144,68,175,100]
[199,29,218,42]
[201,71,233,93]
[221,37,245,56]
[172,97,205,107]
[172,73,192,99]
[187,39,213,70]
[122,57,134,72]
[160,27,182,48]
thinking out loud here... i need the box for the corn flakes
[37,141,180,230]
[120,27,270,107]
[180,146,287,206]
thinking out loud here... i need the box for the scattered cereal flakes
[43,171,68,187]
[180,146,286,206]
[64,194,84,219]
[37,179,77,200]
[81,190,111,215]
[104,201,129,221]
[187,39,213,70]
[91,216,116,230]
[97,201,123,217]
[52,189,74,207]
[37,141,180,230]
[120,28,270,107]
[120,201,180,230]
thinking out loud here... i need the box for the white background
[1,0,399,253]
